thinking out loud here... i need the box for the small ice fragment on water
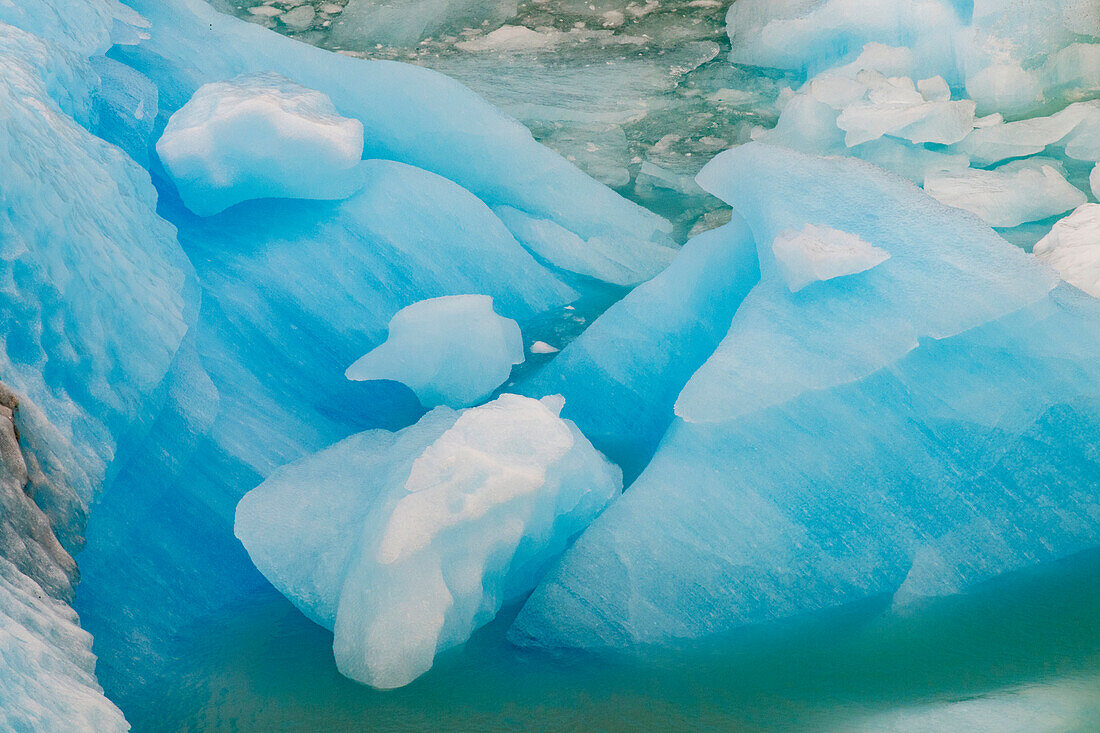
[531,341,559,354]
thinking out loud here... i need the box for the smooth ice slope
[1034,204,1100,299]
[509,144,1100,651]
[771,223,890,292]
[519,218,759,480]
[236,394,620,688]
[157,72,366,215]
[346,295,524,408]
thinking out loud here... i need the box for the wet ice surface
[219,0,792,237]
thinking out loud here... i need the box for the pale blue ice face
[0,0,1098,728]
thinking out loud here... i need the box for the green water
[135,548,1100,731]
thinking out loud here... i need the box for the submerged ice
[235,394,620,688]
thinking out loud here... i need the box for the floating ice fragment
[924,159,1087,228]
[530,341,559,354]
[346,295,524,408]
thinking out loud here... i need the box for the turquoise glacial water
[132,547,1100,731]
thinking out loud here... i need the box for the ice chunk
[771,223,890,292]
[1092,162,1100,199]
[683,143,1056,424]
[235,394,621,688]
[125,0,675,288]
[725,0,963,80]
[157,72,366,216]
[955,101,1100,167]
[509,146,1099,654]
[530,341,559,354]
[346,295,524,408]
[1034,204,1100,298]
[835,71,975,147]
[924,159,1087,228]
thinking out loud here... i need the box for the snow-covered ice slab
[346,295,524,408]
[157,72,366,216]
[236,394,620,688]
[771,223,889,292]
[1034,204,1100,299]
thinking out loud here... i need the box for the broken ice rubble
[235,394,620,688]
[346,295,525,408]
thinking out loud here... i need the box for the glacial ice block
[235,394,620,688]
[157,72,366,215]
[507,145,1100,652]
[771,223,890,292]
[923,159,1087,228]
[346,295,524,408]
[682,143,1056,424]
[1034,204,1100,299]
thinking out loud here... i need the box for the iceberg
[157,72,367,216]
[509,144,1100,651]
[346,295,525,408]
[235,394,621,689]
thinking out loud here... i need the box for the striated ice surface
[346,295,524,408]
[0,556,127,732]
[235,394,620,688]
[157,72,366,215]
[1034,204,1100,298]
[509,144,1100,651]
[771,223,890,292]
[520,218,758,479]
